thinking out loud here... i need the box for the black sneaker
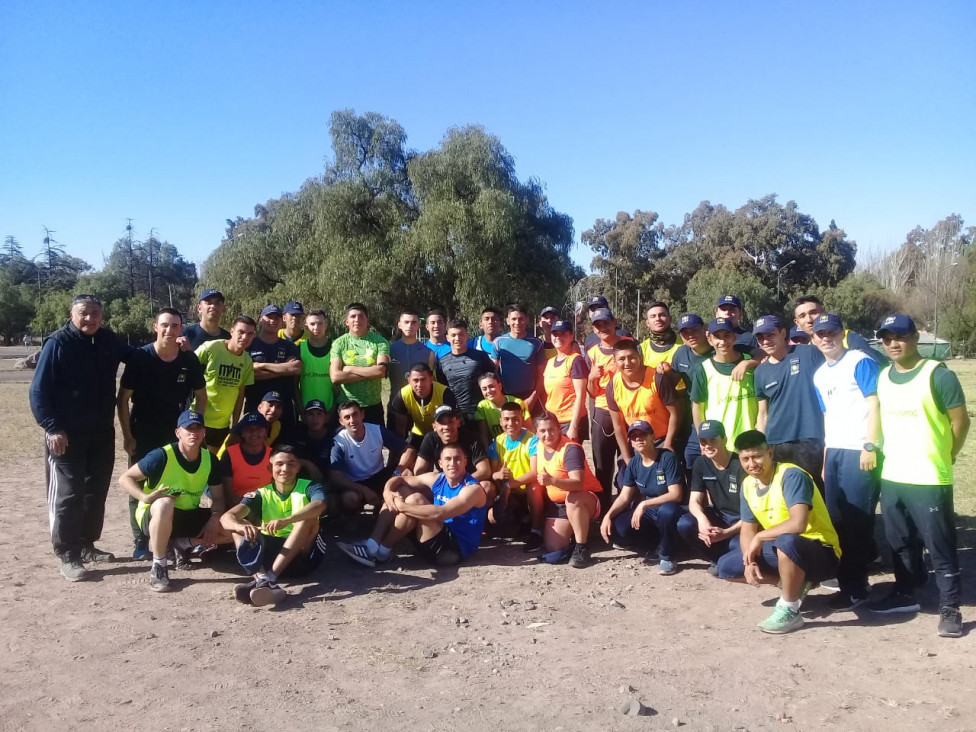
[523,532,544,553]
[81,544,115,563]
[250,579,287,606]
[149,563,171,592]
[173,547,193,571]
[60,555,88,582]
[937,606,963,638]
[868,591,920,614]
[234,580,257,604]
[568,544,591,569]
[828,592,870,612]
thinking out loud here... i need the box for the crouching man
[220,445,327,606]
[726,430,841,634]
[336,443,488,567]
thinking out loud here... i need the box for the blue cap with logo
[813,313,844,334]
[590,307,614,323]
[677,313,704,331]
[434,404,461,422]
[540,306,559,317]
[588,295,609,309]
[260,391,282,404]
[304,399,327,412]
[260,304,283,318]
[707,317,735,334]
[284,301,304,315]
[752,315,783,335]
[199,289,224,302]
[551,319,573,333]
[789,325,810,342]
[177,409,205,428]
[627,419,654,436]
[233,411,269,433]
[877,313,916,337]
[716,294,743,310]
[698,420,726,440]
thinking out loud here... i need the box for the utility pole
[776,259,796,301]
[126,219,135,297]
[147,227,157,310]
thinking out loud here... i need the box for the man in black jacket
[29,294,135,581]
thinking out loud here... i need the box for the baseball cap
[260,391,283,404]
[260,304,283,318]
[716,294,743,310]
[199,289,224,302]
[788,325,810,342]
[877,313,916,337]
[433,405,460,422]
[590,307,614,324]
[627,419,654,437]
[551,319,573,333]
[233,411,269,433]
[177,409,205,429]
[707,317,735,334]
[697,420,726,440]
[588,295,609,309]
[540,306,559,317]
[677,313,704,331]
[752,315,783,335]
[304,399,327,412]
[284,301,305,315]
[812,313,844,334]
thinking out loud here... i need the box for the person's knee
[717,551,744,580]
[404,492,428,506]
[676,513,698,541]
[150,496,174,517]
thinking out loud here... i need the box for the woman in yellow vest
[220,445,326,607]
[726,430,841,635]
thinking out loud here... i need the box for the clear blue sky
[2,1,973,276]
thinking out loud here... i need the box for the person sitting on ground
[388,362,459,446]
[488,402,542,548]
[723,429,841,635]
[412,405,491,481]
[220,445,327,607]
[221,390,288,453]
[330,400,411,519]
[533,412,602,568]
[220,411,272,508]
[118,410,233,592]
[335,443,489,568]
[292,399,334,482]
[474,372,529,447]
[600,420,684,575]
[675,420,744,576]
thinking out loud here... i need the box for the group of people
[28,288,969,637]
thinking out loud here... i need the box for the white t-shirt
[813,349,880,451]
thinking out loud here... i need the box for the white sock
[375,545,392,560]
[257,572,273,583]
[152,555,166,567]
[365,538,380,556]
[778,598,801,612]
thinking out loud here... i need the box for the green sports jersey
[329,331,390,407]
[299,340,335,410]
[194,340,254,428]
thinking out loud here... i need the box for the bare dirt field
[1,352,975,732]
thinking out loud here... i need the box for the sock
[257,572,273,583]
[778,598,801,612]
[265,571,277,582]
[152,555,166,567]
[365,538,380,556]
[375,545,392,561]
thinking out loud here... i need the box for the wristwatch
[863,442,877,452]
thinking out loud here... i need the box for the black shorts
[205,427,231,450]
[247,532,326,578]
[411,526,462,566]
[139,506,211,539]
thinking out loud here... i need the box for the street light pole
[776,259,797,301]
[933,261,958,349]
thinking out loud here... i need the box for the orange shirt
[537,435,602,503]
[226,444,272,498]
[586,343,617,411]
[607,368,670,440]
[543,352,584,423]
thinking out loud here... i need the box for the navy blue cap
[877,313,916,337]
[590,307,614,323]
[177,409,205,428]
[433,405,461,422]
[813,313,844,334]
[551,319,573,333]
[284,301,304,315]
[707,317,735,334]
[697,420,726,440]
[789,325,810,342]
[717,294,743,310]
[677,313,704,331]
[588,295,609,309]
[199,289,224,302]
[260,391,282,403]
[752,315,784,335]
[627,419,654,436]
[540,306,559,317]
[260,304,282,318]
[233,411,269,433]
[304,399,327,412]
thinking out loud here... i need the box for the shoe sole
[938,627,963,638]
[61,570,89,582]
[234,584,256,604]
[250,587,286,606]
[759,619,804,634]
[337,546,376,568]
[150,582,172,593]
[870,604,921,615]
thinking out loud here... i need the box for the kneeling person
[118,410,231,592]
[488,402,542,547]
[220,445,327,606]
[337,444,488,567]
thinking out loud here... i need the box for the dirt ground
[2,358,975,731]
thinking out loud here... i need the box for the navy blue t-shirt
[245,337,301,412]
[754,344,825,444]
[183,323,230,351]
[138,444,222,489]
[620,449,682,498]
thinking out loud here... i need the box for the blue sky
[2,1,973,277]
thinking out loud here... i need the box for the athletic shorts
[411,525,463,566]
[236,531,326,578]
[205,427,231,450]
[139,506,211,539]
[545,492,602,520]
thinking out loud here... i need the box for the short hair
[232,315,256,328]
[447,318,469,331]
[478,371,499,383]
[398,308,420,320]
[794,295,823,310]
[500,401,523,414]
[71,294,102,308]
[533,411,559,430]
[269,444,299,459]
[481,306,502,319]
[337,400,362,415]
[306,308,328,319]
[426,308,447,320]
[507,302,528,317]
[439,441,465,456]
[346,302,369,317]
[733,429,768,452]
[612,339,640,355]
[156,307,183,323]
[408,362,432,375]
[646,301,670,314]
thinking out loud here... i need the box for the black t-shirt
[417,428,487,475]
[292,424,335,475]
[120,345,206,453]
[690,452,745,516]
[183,323,230,351]
[245,337,301,411]
[436,350,496,418]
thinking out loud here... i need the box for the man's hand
[141,486,171,503]
[656,362,673,375]
[237,522,259,543]
[731,361,750,382]
[600,514,613,543]
[175,335,191,352]
[494,467,512,481]
[263,518,290,535]
[860,449,877,472]
[744,534,764,566]
[567,424,579,443]
[588,363,604,382]
[46,431,68,457]
[744,561,764,586]
[383,488,400,513]
[200,515,223,546]
[630,502,646,530]
[538,471,554,487]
